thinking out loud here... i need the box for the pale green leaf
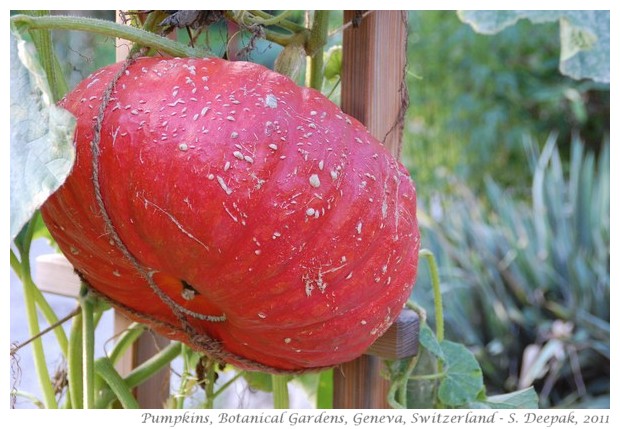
[437,340,484,406]
[457,11,609,83]
[469,387,539,409]
[324,45,342,80]
[10,30,76,240]
[419,322,445,361]
[484,387,539,409]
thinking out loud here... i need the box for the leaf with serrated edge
[437,340,484,406]
[10,30,76,240]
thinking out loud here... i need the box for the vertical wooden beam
[114,11,170,409]
[333,10,409,409]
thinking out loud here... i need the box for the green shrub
[411,135,609,407]
[403,11,610,194]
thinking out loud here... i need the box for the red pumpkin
[41,57,420,372]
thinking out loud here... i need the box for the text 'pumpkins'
[41,57,420,372]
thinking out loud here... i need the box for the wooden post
[333,10,412,409]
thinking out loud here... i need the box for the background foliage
[10,10,609,409]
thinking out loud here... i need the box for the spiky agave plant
[411,135,609,407]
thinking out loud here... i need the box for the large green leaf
[437,340,484,407]
[10,30,76,240]
[457,11,609,83]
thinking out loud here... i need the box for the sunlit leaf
[10,30,76,240]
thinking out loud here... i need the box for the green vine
[307,11,330,90]
[13,219,58,409]
[11,14,209,58]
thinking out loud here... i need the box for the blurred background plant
[10,10,609,409]
[402,10,609,408]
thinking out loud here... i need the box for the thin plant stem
[10,307,78,356]
[68,310,83,409]
[307,11,330,91]
[96,341,182,409]
[420,249,444,342]
[420,248,444,379]
[108,323,145,365]
[175,343,192,409]
[271,374,290,409]
[409,371,447,381]
[11,249,71,356]
[22,10,68,101]
[80,286,95,409]
[11,14,209,58]
[247,10,303,31]
[95,358,139,409]
[213,371,244,400]
[13,390,45,409]
[14,220,58,409]
[204,360,216,409]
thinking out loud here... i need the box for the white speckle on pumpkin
[346,272,353,280]
[207,174,215,180]
[255,249,261,255]
[230,131,239,139]
[216,176,233,195]
[265,94,278,108]
[181,288,195,301]
[192,113,199,121]
[244,155,254,164]
[178,143,188,151]
[309,174,321,188]
[258,312,267,319]
[223,203,238,222]
[233,151,244,160]
[310,110,317,116]
[318,160,324,171]
[272,231,281,239]
[269,143,278,150]
[112,270,121,277]
[86,78,99,89]
[284,338,291,344]
[130,109,139,115]
[330,170,338,180]
[356,221,362,234]
[306,208,316,216]
[226,115,235,121]
[361,320,367,325]
[224,161,231,171]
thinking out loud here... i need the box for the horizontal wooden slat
[365,309,419,360]
[35,253,81,297]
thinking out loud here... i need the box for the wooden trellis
[35,10,419,409]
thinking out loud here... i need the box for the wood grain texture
[333,10,412,409]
